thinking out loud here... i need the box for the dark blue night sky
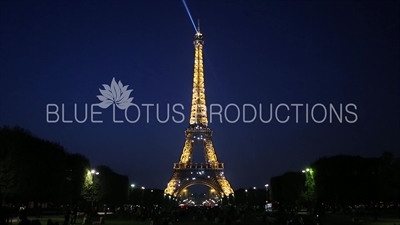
[1,0,399,191]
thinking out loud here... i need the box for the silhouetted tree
[378,151,400,202]
[81,170,102,209]
[64,153,91,204]
[0,147,17,201]
[311,153,400,207]
[270,172,305,208]
[271,152,399,213]
[0,126,133,207]
[378,151,400,218]
[96,165,129,206]
[0,126,66,202]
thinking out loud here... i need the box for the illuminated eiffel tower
[164,21,234,199]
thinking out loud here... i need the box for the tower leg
[217,178,234,197]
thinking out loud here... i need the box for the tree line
[0,126,129,208]
[270,152,400,209]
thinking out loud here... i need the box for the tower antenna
[197,19,200,33]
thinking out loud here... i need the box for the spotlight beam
[182,0,198,33]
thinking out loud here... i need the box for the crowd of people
[0,205,80,225]
[120,204,321,225]
[1,203,325,225]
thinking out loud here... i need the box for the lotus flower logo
[97,78,134,110]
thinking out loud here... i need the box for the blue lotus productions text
[46,103,357,124]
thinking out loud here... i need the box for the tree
[81,170,102,209]
[0,126,131,206]
[301,168,316,212]
[379,152,399,201]
[270,172,305,208]
[378,151,400,218]
[311,155,379,206]
[0,126,68,203]
[65,153,91,204]
[0,157,17,202]
[95,166,129,206]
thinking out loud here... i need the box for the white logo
[45,78,358,124]
[97,78,134,110]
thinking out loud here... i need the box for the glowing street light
[131,184,135,188]
[302,168,312,173]
[91,169,99,175]
[253,187,256,190]
[141,186,145,190]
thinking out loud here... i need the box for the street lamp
[140,186,145,206]
[91,169,99,175]
[302,168,313,175]
[265,184,270,202]
[245,189,248,204]
[129,184,135,205]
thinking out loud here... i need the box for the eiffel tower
[164,21,234,199]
